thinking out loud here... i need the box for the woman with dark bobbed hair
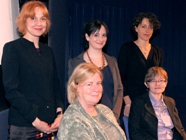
[68,20,123,122]
[118,12,163,116]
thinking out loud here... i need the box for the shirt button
[47,106,49,108]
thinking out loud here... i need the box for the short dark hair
[131,12,161,40]
[84,20,109,50]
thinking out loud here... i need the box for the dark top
[118,42,163,101]
[99,65,114,110]
[1,38,64,127]
[129,93,186,140]
[68,52,123,120]
[0,65,9,111]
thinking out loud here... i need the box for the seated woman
[129,66,186,140]
[57,63,126,140]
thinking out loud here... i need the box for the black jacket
[129,93,186,140]
[2,38,63,126]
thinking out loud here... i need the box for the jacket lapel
[143,93,157,117]
[163,96,174,121]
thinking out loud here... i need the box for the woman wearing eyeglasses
[129,66,186,140]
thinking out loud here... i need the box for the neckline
[86,50,106,70]
[21,38,41,49]
[133,42,151,59]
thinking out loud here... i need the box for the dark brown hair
[131,12,161,40]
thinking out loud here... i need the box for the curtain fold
[49,0,186,128]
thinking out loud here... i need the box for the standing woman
[118,12,163,116]
[2,1,63,139]
[68,20,123,121]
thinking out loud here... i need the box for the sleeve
[159,47,164,67]
[171,99,186,139]
[68,58,74,79]
[57,117,92,140]
[110,56,123,120]
[68,58,80,78]
[117,44,129,97]
[129,100,154,140]
[1,43,38,123]
[51,50,64,111]
[68,53,85,79]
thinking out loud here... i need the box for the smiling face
[24,7,47,39]
[145,75,167,95]
[85,25,107,50]
[135,18,154,41]
[77,73,103,108]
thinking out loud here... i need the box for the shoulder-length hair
[83,20,109,50]
[131,12,161,40]
[67,63,103,104]
[16,1,50,35]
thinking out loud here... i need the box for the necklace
[139,46,147,54]
[86,50,105,70]
[138,45,150,56]
[134,41,150,56]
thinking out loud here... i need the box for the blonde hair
[67,63,103,104]
[16,1,50,35]
[144,66,168,83]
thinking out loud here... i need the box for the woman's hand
[49,113,63,133]
[32,117,51,133]
[124,105,131,117]
[123,96,131,117]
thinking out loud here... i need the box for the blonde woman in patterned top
[57,63,126,140]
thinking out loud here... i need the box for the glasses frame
[147,79,166,84]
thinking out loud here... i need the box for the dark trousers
[8,125,56,140]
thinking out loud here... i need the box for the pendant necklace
[86,50,105,70]
[139,45,150,57]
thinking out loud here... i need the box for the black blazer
[68,52,123,120]
[0,65,9,111]
[129,93,186,140]
[2,38,64,126]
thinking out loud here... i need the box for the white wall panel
[0,0,19,63]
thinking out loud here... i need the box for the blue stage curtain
[49,0,186,128]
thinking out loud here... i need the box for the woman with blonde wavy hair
[58,63,126,140]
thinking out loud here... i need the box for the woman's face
[77,73,103,108]
[85,25,107,50]
[145,75,167,95]
[135,18,153,41]
[25,7,47,38]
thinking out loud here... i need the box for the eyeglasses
[147,79,166,84]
